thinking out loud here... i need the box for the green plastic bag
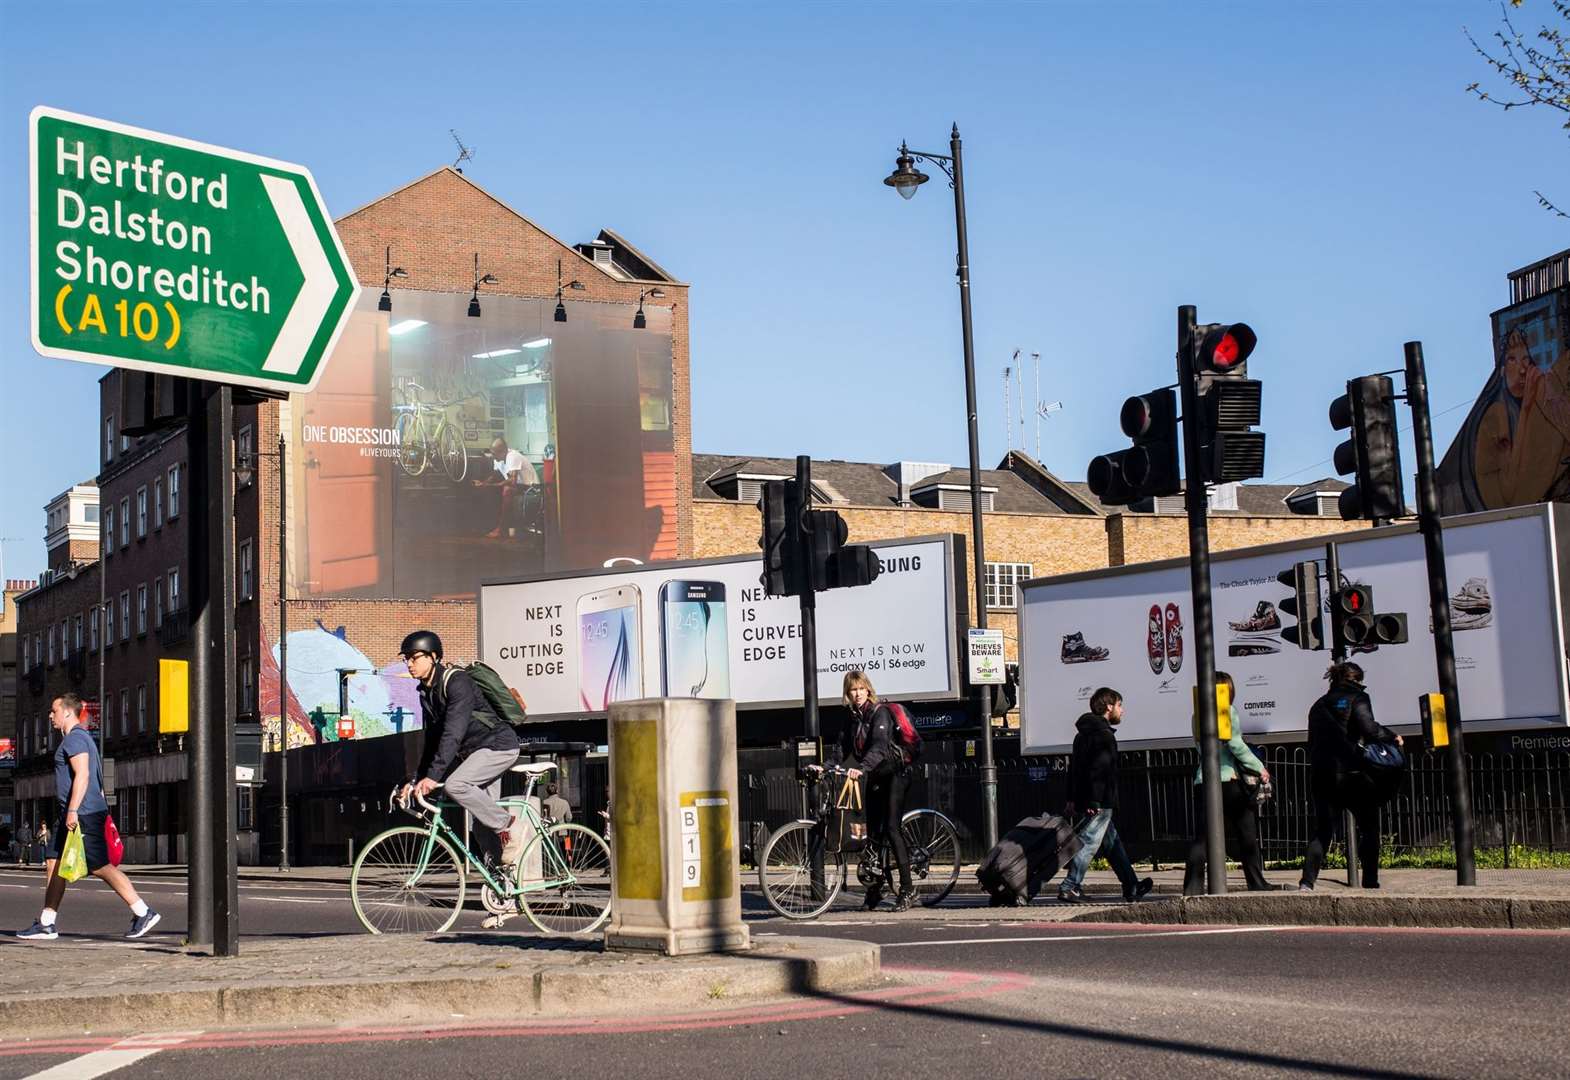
[57,826,88,882]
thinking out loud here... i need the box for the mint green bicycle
[350,761,612,936]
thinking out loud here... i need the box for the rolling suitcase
[975,814,1083,906]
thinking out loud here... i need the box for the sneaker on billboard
[1228,638,1281,657]
[1147,605,1165,675]
[1451,578,1492,613]
[1061,632,1110,664]
[1229,601,1282,633]
[1450,608,1493,631]
[1165,604,1184,673]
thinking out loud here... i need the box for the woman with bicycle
[815,670,916,912]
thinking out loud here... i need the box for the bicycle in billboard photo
[393,379,471,482]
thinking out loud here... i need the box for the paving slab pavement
[0,931,880,1040]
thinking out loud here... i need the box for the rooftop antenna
[1032,351,1042,458]
[1035,398,1064,467]
[450,129,475,173]
[1003,356,1016,451]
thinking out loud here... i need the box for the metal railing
[738,745,1570,867]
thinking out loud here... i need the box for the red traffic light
[1196,323,1257,375]
[1337,584,1371,615]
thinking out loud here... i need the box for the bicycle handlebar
[390,782,444,816]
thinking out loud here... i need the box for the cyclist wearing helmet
[399,631,526,866]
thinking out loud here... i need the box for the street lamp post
[237,433,288,871]
[883,125,998,852]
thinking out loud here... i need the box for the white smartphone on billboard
[577,584,642,711]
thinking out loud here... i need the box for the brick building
[691,450,1369,669]
[2,578,37,830]
[12,484,101,834]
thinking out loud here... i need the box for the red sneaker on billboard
[1147,605,1165,674]
[1165,603,1184,673]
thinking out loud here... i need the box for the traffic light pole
[1325,540,1358,889]
[793,457,826,899]
[1175,305,1227,894]
[1405,342,1475,886]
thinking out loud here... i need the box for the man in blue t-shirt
[16,692,160,941]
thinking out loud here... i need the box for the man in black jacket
[1058,687,1153,903]
[1301,661,1403,890]
[398,631,525,866]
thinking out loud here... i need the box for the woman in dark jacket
[1301,661,1403,890]
[831,670,916,911]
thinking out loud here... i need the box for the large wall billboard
[1438,285,1570,514]
[1019,506,1570,753]
[479,536,962,722]
[288,288,676,600]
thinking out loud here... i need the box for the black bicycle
[757,765,961,919]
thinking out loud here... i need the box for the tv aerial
[450,129,475,172]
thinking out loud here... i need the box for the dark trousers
[1302,775,1382,888]
[865,767,913,893]
[1183,779,1269,895]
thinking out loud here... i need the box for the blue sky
[1,1,1562,579]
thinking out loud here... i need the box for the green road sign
[29,106,359,395]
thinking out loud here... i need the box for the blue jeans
[1060,810,1138,893]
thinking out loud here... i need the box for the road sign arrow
[260,174,339,378]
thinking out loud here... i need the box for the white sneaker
[500,812,527,866]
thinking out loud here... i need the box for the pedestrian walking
[1058,687,1153,903]
[811,670,918,912]
[16,693,160,941]
[541,782,572,825]
[398,631,526,867]
[1183,671,1271,895]
[34,821,49,867]
[18,820,31,865]
[1300,661,1403,891]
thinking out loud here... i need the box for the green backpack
[437,662,529,734]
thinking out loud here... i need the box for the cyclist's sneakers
[1229,601,1282,633]
[125,908,161,940]
[500,812,527,866]
[890,888,919,913]
[16,920,57,941]
[1146,606,1165,674]
[1165,603,1184,673]
[1061,632,1109,664]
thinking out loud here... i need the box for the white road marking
[248,896,329,904]
[881,925,1289,948]
[21,1031,200,1079]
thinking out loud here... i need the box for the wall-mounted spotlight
[554,258,586,323]
[469,253,498,318]
[379,246,409,312]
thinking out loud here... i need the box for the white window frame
[47,626,55,667]
[22,635,30,673]
[120,590,131,640]
[104,599,115,646]
[73,614,83,652]
[137,685,147,733]
[119,689,129,738]
[136,584,148,636]
[136,486,148,539]
[90,607,99,652]
[984,562,1034,611]
[238,538,254,601]
[167,465,181,519]
[105,415,116,463]
[239,656,256,714]
[154,476,164,529]
[154,576,164,628]
[168,567,181,613]
[119,497,130,548]
[236,425,255,487]
[103,506,114,558]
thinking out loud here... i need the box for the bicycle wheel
[902,809,961,906]
[350,826,467,934]
[758,821,844,920]
[395,412,429,477]
[520,824,613,935]
[436,422,468,483]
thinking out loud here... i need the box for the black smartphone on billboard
[659,580,730,698]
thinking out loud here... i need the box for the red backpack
[886,702,924,764]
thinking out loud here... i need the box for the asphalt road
[2,868,1568,1079]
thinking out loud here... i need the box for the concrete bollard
[604,697,750,956]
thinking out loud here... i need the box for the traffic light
[1087,387,1180,506]
[1330,582,1409,652]
[1277,560,1324,651]
[1191,322,1265,483]
[1330,375,1404,522]
[828,542,882,590]
[758,479,804,596]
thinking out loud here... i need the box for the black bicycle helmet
[399,630,443,660]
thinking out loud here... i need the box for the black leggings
[1183,779,1269,895]
[1302,775,1382,888]
[865,767,913,893]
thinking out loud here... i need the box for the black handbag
[1362,741,1406,771]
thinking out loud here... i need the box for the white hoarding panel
[1021,508,1567,753]
[480,536,957,721]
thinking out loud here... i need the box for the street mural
[1438,286,1570,514]
[261,622,422,749]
